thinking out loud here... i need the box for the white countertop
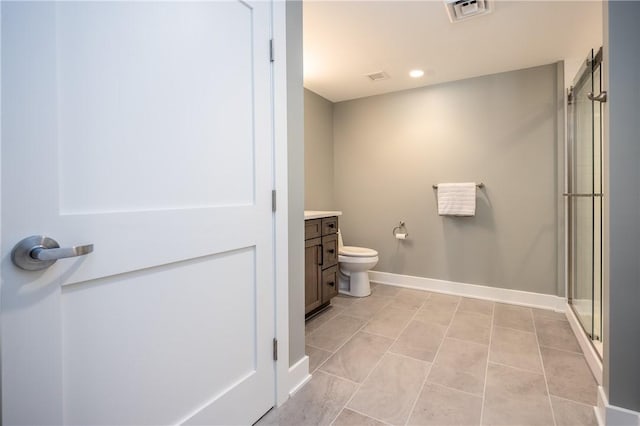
[304,210,343,220]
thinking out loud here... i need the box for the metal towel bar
[432,183,484,189]
[563,193,603,197]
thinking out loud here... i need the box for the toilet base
[338,270,371,297]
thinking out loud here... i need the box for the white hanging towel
[437,183,477,216]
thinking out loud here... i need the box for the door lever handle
[587,91,608,102]
[11,235,94,271]
[31,244,94,261]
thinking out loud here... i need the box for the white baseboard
[565,304,603,385]
[287,356,311,400]
[369,271,566,312]
[597,386,640,426]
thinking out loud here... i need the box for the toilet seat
[339,246,378,257]
[338,254,379,264]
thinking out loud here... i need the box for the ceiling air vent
[366,71,389,82]
[444,0,492,23]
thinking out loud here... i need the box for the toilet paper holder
[392,221,408,239]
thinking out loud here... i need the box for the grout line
[491,323,537,334]
[313,317,371,373]
[487,360,545,376]
[403,298,463,426]
[329,408,346,426]
[444,335,490,348]
[490,325,536,334]
[479,303,495,426]
[305,343,330,352]
[538,343,586,356]
[341,407,392,425]
[424,380,484,399]
[314,369,360,386]
[317,295,401,424]
[548,393,598,408]
[532,307,559,426]
[339,292,434,426]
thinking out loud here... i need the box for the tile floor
[257,284,599,426]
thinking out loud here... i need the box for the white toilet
[337,230,379,297]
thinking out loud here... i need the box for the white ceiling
[303,0,603,102]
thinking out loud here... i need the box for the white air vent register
[365,71,390,82]
[444,0,492,23]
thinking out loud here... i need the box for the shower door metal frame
[566,47,604,353]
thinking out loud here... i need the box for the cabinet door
[322,266,338,303]
[322,234,338,268]
[304,238,322,314]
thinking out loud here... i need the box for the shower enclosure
[566,47,605,356]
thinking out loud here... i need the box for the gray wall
[334,63,563,295]
[286,0,305,367]
[603,0,640,412]
[304,89,335,210]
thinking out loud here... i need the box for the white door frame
[272,0,293,407]
[0,0,293,418]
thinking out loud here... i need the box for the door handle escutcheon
[11,235,94,271]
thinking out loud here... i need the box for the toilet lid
[339,246,378,257]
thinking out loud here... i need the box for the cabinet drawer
[305,219,322,240]
[322,234,338,268]
[322,265,338,303]
[322,217,338,235]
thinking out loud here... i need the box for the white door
[1,1,275,425]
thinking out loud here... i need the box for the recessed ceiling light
[409,69,425,78]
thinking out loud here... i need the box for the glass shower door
[567,48,603,354]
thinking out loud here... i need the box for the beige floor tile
[320,332,394,383]
[482,363,553,426]
[306,305,345,335]
[306,314,366,352]
[271,371,357,426]
[541,347,598,405]
[428,364,486,396]
[489,326,543,373]
[429,338,488,395]
[414,300,459,326]
[332,408,387,426]
[331,295,358,308]
[347,353,430,425]
[389,288,431,311]
[532,307,567,322]
[435,338,489,376]
[446,311,491,345]
[347,295,394,320]
[389,320,447,362]
[535,316,582,353]
[493,304,534,333]
[429,292,462,305]
[408,382,482,426]
[396,287,432,300]
[371,284,401,297]
[551,396,598,426]
[485,362,548,399]
[307,344,333,373]
[482,392,555,426]
[363,305,415,339]
[458,297,495,317]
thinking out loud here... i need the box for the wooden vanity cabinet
[305,216,339,318]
